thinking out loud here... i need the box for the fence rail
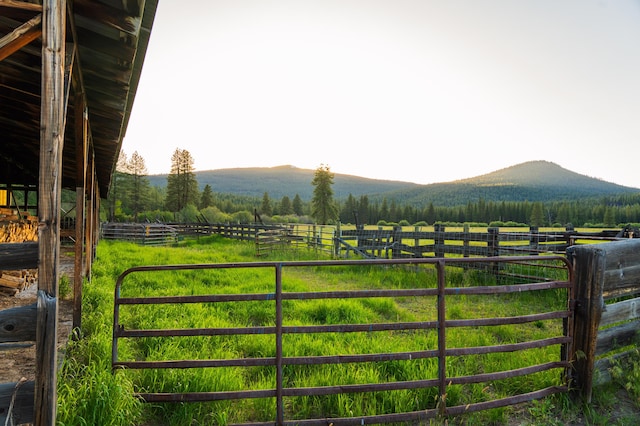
[112,256,572,425]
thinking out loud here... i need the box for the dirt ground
[0,255,74,383]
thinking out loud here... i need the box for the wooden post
[36,0,66,423]
[84,154,95,280]
[73,93,87,331]
[463,224,470,258]
[566,244,605,403]
[434,224,445,258]
[391,225,401,259]
[529,226,539,254]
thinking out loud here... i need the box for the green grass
[56,235,635,425]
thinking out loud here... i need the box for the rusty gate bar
[436,259,447,416]
[275,263,284,426]
[112,255,573,424]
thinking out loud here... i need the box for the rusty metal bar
[436,259,447,416]
[275,263,284,425]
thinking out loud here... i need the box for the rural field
[56,235,640,425]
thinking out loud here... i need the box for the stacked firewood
[0,270,38,296]
[0,208,38,295]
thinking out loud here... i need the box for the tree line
[107,149,640,228]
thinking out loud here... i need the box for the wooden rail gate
[112,256,574,425]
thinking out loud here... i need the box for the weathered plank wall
[567,239,640,402]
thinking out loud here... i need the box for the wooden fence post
[566,244,605,402]
[391,226,401,259]
[463,224,470,258]
[434,224,445,258]
[530,226,539,253]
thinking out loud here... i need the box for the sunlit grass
[58,235,573,425]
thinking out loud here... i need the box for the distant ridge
[147,161,638,207]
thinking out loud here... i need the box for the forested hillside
[148,161,638,205]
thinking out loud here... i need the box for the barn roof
[0,0,158,198]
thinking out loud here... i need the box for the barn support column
[36,0,66,424]
[73,92,87,331]
[84,154,96,280]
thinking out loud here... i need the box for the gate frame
[112,255,573,425]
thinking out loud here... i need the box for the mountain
[147,161,638,206]
[385,161,639,206]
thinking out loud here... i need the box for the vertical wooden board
[36,0,66,424]
[566,244,605,402]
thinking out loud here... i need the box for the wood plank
[0,303,37,342]
[595,321,640,356]
[600,297,640,328]
[0,242,38,269]
[0,380,35,425]
[0,13,42,62]
[0,1,42,12]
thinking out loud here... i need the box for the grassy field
[56,236,639,425]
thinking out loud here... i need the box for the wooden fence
[141,222,630,259]
[567,239,640,402]
[102,223,179,246]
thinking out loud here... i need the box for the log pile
[0,270,37,296]
[0,208,38,295]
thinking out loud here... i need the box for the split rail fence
[136,222,631,259]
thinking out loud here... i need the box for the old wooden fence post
[434,224,445,258]
[566,244,605,402]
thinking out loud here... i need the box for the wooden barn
[0,0,158,424]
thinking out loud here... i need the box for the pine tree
[311,164,338,225]
[127,151,151,220]
[165,148,199,212]
[261,192,272,216]
[292,194,304,216]
[279,196,293,215]
[200,184,214,208]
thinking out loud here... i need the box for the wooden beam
[0,0,42,12]
[73,93,87,331]
[36,0,66,424]
[0,380,35,425]
[0,13,42,62]
[0,303,37,342]
[0,242,38,269]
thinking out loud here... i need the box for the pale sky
[122,0,640,188]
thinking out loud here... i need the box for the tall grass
[58,235,571,425]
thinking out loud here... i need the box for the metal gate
[112,256,573,425]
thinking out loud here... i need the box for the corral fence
[102,222,179,245]
[568,238,640,401]
[112,256,573,425]
[117,222,635,259]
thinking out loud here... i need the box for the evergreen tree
[261,192,272,216]
[127,151,151,220]
[200,184,214,208]
[311,164,338,225]
[530,202,545,227]
[358,195,369,225]
[165,148,199,212]
[108,151,129,221]
[279,195,293,215]
[292,194,304,216]
[340,194,357,224]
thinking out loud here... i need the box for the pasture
[56,235,639,425]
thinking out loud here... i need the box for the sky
[122,0,640,188]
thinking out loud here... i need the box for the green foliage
[58,238,595,424]
[311,165,338,225]
[165,148,199,212]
